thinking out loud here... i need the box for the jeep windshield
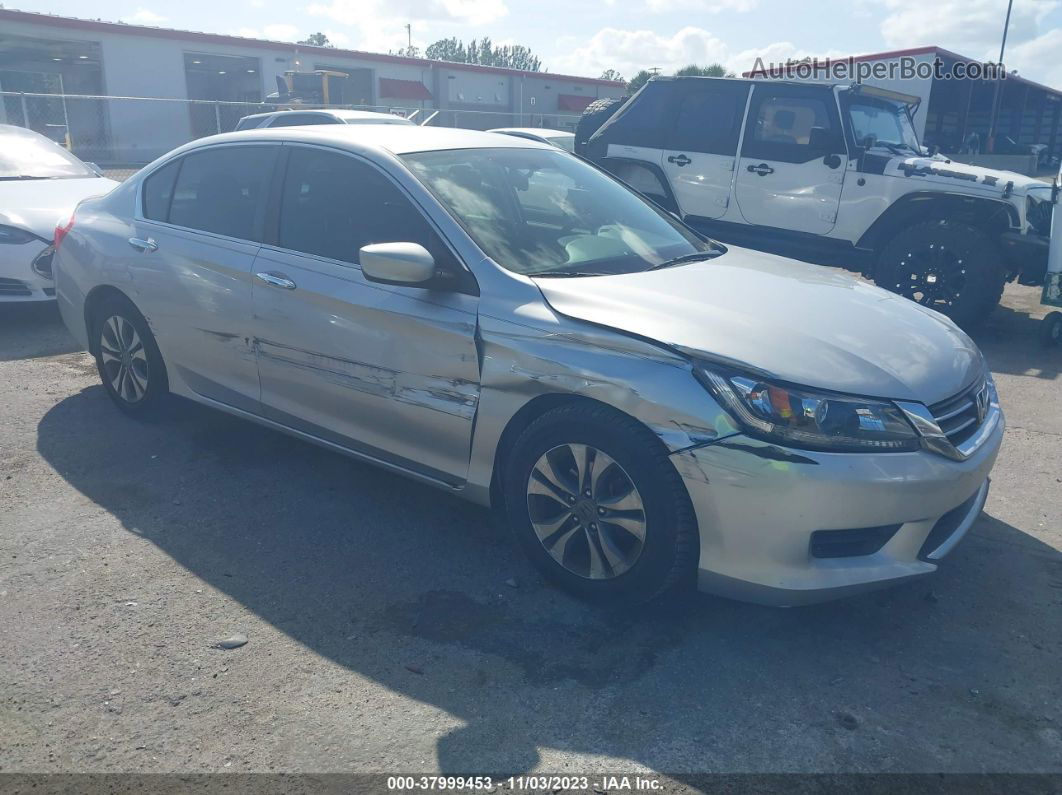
[846,96,922,155]
[402,147,717,277]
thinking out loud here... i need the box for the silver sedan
[53,125,1004,606]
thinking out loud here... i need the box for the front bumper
[671,406,1004,606]
[0,240,56,302]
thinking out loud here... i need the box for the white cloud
[550,26,845,82]
[307,0,507,27]
[646,0,756,12]
[235,23,301,41]
[552,26,729,77]
[878,0,1058,55]
[122,8,167,25]
[1004,28,1062,86]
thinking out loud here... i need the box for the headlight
[0,225,38,245]
[698,366,920,452]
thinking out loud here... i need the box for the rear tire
[504,403,698,605]
[90,294,169,417]
[1041,311,1062,347]
[874,220,1006,329]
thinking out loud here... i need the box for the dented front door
[250,247,480,485]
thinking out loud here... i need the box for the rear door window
[141,159,181,222]
[167,145,278,240]
[666,83,749,155]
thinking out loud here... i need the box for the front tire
[91,295,169,417]
[504,403,698,604]
[874,220,1006,329]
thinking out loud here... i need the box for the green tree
[674,63,733,77]
[599,69,624,82]
[627,69,654,93]
[298,32,332,47]
[424,37,542,71]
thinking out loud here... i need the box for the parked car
[577,76,1052,327]
[0,124,117,303]
[54,126,1003,606]
[488,127,576,152]
[235,109,415,131]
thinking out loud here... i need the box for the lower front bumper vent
[810,524,902,559]
[0,277,32,297]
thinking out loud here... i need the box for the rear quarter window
[141,159,181,222]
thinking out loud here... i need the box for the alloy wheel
[99,315,149,403]
[525,443,646,580]
[892,244,967,308]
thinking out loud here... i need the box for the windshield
[547,134,576,152]
[0,128,98,179]
[402,147,714,276]
[847,97,921,153]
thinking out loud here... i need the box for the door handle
[746,163,774,176]
[128,237,158,252]
[667,154,692,167]
[255,271,296,290]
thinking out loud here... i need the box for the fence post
[214,102,222,134]
[19,93,29,128]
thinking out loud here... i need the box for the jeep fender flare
[598,156,680,214]
[858,190,1019,256]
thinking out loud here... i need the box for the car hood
[882,152,1041,197]
[0,177,118,240]
[533,246,982,406]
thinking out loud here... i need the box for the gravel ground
[0,283,1060,781]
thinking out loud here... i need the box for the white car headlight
[698,366,921,452]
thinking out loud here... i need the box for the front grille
[0,277,32,297]
[929,377,987,447]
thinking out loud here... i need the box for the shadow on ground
[0,302,81,362]
[35,383,1062,774]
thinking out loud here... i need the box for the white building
[0,8,624,163]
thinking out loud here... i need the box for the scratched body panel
[251,246,480,483]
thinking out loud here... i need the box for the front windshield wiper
[646,249,723,271]
[525,270,607,278]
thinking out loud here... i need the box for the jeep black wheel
[875,220,1006,329]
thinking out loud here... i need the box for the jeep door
[659,81,749,221]
[734,84,847,235]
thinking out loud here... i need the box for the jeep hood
[883,152,1040,197]
[533,246,981,406]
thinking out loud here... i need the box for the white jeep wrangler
[577,77,1053,327]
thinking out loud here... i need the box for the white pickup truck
[577,77,1052,327]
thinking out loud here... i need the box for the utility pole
[987,0,1014,153]
[404,23,412,52]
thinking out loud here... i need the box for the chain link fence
[1,91,583,181]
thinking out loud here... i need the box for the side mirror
[808,126,839,153]
[359,242,435,286]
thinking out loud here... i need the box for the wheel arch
[488,393,670,512]
[598,157,680,214]
[83,285,140,356]
[858,191,1019,258]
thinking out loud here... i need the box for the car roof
[191,124,553,156]
[240,108,411,123]
[488,127,573,139]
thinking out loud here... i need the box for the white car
[235,109,415,131]
[488,127,576,152]
[0,124,117,302]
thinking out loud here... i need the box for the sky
[9,0,1062,87]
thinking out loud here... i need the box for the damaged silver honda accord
[55,126,1003,606]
